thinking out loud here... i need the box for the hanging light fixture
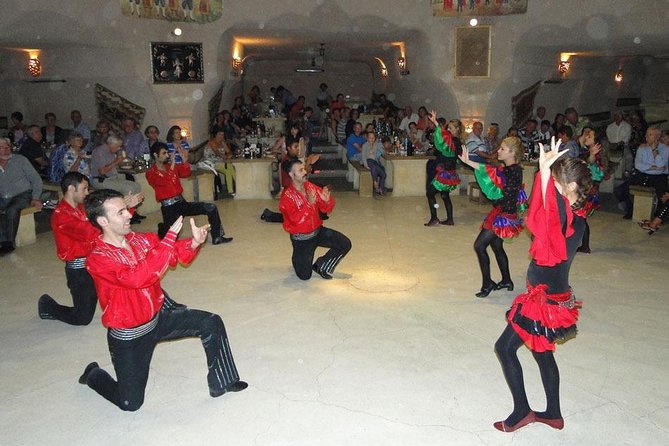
[27,56,41,77]
[614,68,623,83]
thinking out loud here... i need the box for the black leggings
[473,228,510,287]
[495,324,561,425]
[426,183,453,221]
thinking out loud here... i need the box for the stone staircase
[308,142,354,191]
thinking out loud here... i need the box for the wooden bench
[16,207,39,247]
[468,181,489,204]
[42,181,64,200]
[629,185,656,222]
[347,160,373,197]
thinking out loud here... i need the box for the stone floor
[1,192,667,446]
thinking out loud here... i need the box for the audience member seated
[329,108,341,142]
[506,126,518,138]
[140,125,161,155]
[8,111,27,146]
[362,132,387,196]
[166,125,191,164]
[275,85,297,114]
[337,107,350,144]
[606,110,633,174]
[62,133,90,179]
[20,125,49,176]
[289,95,306,122]
[465,121,493,163]
[556,126,579,158]
[345,109,360,139]
[200,129,236,197]
[90,119,113,151]
[70,110,92,152]
[564,107,591,140]
[231,106,252,136]
[213,110,238,144]
[316,83,332,110]
[416,107,430,131]
[484,123,501,154]
[40,112,65,148]
[630,112,649,149]
[518,118,542,160]
[551,113,565,136]
[90,135,142,199]
[614,128,669,226]
[532,105,547,124]
[0,137,43,255]
[121,117,145,160]
[285,123,307,158]
[539,120,552,143]
[398,106,419,133]
[346,122,365,163]
[408,122,426,151]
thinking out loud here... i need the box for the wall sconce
[397,57,406,70]
[232,57,241,71]
[558,60,570,74]
[180,127,190,139]
[614,69,623,83]
[27,57,41,77]
[381,67,388,77]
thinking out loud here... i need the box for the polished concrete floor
[1,192,668,446]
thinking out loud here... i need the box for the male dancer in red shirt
[78,189,246,411]
[146,141,232,244]
[37,172,142,325]
[279,158,351,280]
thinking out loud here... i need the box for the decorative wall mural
[120,0,222,23]
[151,42,204,84]
[432,0,527,16]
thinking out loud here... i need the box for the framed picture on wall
[151,42,203,84]
[454,26,491,78]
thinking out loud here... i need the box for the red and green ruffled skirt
[481,206,524,239]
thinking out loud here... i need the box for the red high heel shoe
[493,411,536,432]
[534,415,564,430]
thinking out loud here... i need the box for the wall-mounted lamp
[180,127,190,139]
[231,57,242,76]
[558,60,570,74]
[614,69,623,83]
[27,56,41,77]
[381,67,388,77]
[397,56,406,70]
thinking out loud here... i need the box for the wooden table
[386,155,435,197]
[227,157,274,199]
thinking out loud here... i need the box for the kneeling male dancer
[78,189,246,411]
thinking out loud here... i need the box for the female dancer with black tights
[492,138,593,433]
[425,112,462,226]
[458,137,527,297]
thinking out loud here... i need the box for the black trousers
[0,190,32,246]
[614,172,668,218]
[290,227,351,280]
[159,199,223,239]
[41,266,97,325]
[84,296,241,411]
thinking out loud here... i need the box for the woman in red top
[492,138,593,432]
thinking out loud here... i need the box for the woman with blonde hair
[458,136,527,297]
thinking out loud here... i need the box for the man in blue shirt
[614,127,669,225]
[346,122,365,163]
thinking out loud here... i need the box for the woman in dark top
[424,113,461,226]
[459,136,528,297]
[492,138,593,433]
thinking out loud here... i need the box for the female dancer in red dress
[492,137,593,432]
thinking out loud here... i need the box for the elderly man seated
[465,121,494,163]
[90,135,144,223]
[19,125,49,177]
[0,137,43,255]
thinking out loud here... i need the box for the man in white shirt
[398,106,419,133]
[465,121,492,163]
[606,111,632,150]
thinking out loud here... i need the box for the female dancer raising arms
[424,112,462,226]
[492,137,593,432]
[458,137,527,297]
